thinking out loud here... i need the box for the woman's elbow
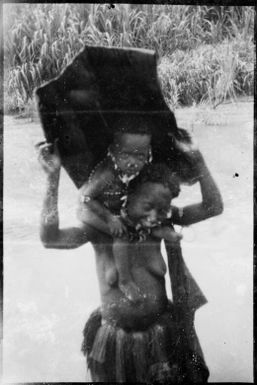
[40,238,69,249]
[209,199,224,217]
[216,201,224,215]
[40,236,54,249]
[42,242,52,249]
[215,195,224,215]
[40,230,57,249]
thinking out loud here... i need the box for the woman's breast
[94,239,169,330]
[132,242,167,277]
[143,253,167,277]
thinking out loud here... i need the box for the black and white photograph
[2,3,254,383]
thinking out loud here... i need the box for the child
[78,122,153,237]
[110,163,182,302]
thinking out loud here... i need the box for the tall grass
[4,4,255,113]
[158,37,254,109]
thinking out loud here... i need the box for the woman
[37,138,223,383]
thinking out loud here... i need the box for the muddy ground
[2,100,253,382]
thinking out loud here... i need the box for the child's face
[111,133,151,176]
[126,182,172,228]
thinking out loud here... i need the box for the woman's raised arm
[37,141,91,249]
[172,141,223,226]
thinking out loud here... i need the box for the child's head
[109,116,152,177]
[125,163,180,228]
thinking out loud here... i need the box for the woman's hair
[128,163,180,199]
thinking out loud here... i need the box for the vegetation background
[4,4,254,114]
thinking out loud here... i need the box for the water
[3,102,254,382]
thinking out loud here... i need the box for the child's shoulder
[90,157,116,183]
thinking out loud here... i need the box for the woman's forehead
[137,183,171,200]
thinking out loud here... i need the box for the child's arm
[171,142,223,226]
[78,169,126,237]
[37,141,92,249]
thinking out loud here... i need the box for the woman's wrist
[194,156,208,179]
[197,162,209,179]
[46,171,60,185]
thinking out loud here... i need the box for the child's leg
[113,237,133,284]
[113,238,143,303]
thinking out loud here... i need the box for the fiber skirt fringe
[81,304,209,383]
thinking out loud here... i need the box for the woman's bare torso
[92,235,168,330]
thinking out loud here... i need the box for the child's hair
[112,114,152,141]
[128,163,180,199]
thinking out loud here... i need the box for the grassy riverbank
[3,4,254,113]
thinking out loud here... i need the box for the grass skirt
[81,303,209,383]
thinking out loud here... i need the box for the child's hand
[152,226,182,242]
[36,140,61,175]
[107,215,127,237]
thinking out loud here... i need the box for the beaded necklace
[84,146,153,212]
[88,147,141,185]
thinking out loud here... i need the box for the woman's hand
[174,138,205,182]
[36,140,61,176]
[175,138,204,165]
[172,137,223,225]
